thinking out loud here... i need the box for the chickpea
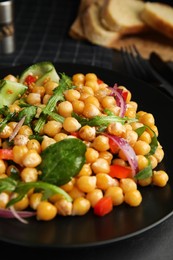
[99,151,113,165]
[72,197,91,216]
[92,135,110,152]
[138,177,152,187]
[84,95,100,108]
[26,93,41,105]
[37,201,57,221]
[91,158,110,174]
[0,125,13,139]
[63,117,81,132]
[14,195,29,211]
[85,80,99,92]
[78,164,92,177]
[29,193,43,210]
[139,113,155,126]
[136,155,149,171]
[152,170,169,187]
[44,81,58,95]
[79,125,96,141]
[82,103,100,118]
[96,173,119,190]
[105,187,124,206]
[21,167,39,182]
[119,178,137,193]
[108,122,125,137]
[43,120,62,137]
[64,89,80,102]
[154,147,164,163]
[60,178,75,192]
[68,186,85,200]
[124,190,142,207]
[0,160,6,175]
[72,73,85,86]
[41,136,56,150]
[55,199,72,216]
[85,73,97,82]
[27,139,41,153]
[22,149,42,168]
[86,189,103,207]
[0,192,9,208]
[12,145,28,165]
[57,101,73,117]
[76,176,96,193]
[85,147,99,163]
[133,140,151,155]
[54,133,67,142]
[72,100,84,114]
[14,134,29,146]
[18,125,33,136]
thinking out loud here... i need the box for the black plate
[0,62,173,249]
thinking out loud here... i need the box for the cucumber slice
[0,80,27,108]
[19,61,60,85]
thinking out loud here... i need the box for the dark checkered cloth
[0,0,114,69]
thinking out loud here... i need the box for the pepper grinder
[0,0,15,54]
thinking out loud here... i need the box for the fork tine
[121,46,142,77]
[121,45,161,84]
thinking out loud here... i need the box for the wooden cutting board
[110,32,173,62]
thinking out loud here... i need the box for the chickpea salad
[0,61,169,223]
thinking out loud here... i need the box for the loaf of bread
[140,2,173,40]
[100,0,148,34]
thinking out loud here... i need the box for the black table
[0,1,173,259]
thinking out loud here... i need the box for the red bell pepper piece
[109,138,119,154]
[109,164,132,179]
[122,91,128,101]
[94,197,113,216]
[25,75,37,86]
[97,78,103,84]
[0,149,13,160]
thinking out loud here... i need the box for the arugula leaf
[72,112,137,127]
[34,73,72,133]
[135,125,158,155]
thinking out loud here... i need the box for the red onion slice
[9,115,26,142]
[105,133,138,176]
[0,207,36,224]
[109,84,126,117]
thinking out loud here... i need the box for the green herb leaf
[38,138,86,186]
[72,112,137,127]
[135,163,153,180]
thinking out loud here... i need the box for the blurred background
[0,0,173,70]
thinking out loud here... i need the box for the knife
[149,52,173,86]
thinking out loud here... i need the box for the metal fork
[120,45,173,98]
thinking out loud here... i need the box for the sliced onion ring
[9,115,26,142]
[0,207,36,224]
[105,133,138,176]
[109,84,126,117]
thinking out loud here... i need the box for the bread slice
[140,2,173,40]
[81,1,120,47]
[100,0,148,34]
[69,0,102,40]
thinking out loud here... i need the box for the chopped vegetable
[38,138,87,186]
[105,133,138,176]
[109,164,132,179]
[94,197,113,216]
[19,61,60,85]
[0,149,13,160]
[0,80,27,108]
